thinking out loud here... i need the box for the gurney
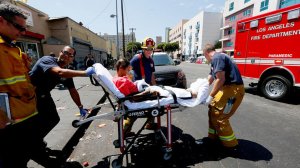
[72,63,209,167]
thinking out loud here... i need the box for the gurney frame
[72,78,182,167]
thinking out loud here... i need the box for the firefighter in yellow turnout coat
[0,3,43,168]
[202,44,245,149]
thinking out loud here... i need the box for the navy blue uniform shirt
[130,52,155,84]
[209,52,243,85]
[29,56,75,94]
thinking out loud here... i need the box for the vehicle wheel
[111,158,122,168]
[260,75,291,101]
[163,152,172,161]
[72,120,80,128]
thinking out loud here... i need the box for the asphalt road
[29,62,300,168]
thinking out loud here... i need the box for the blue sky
[27,0,225,42]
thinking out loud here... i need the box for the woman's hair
[115,59,130,71]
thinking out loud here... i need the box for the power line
[87,0,113,26]
[123,0,130,29]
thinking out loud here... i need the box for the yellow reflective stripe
[12,111,38,124]
[209,128,216,134]
[0,75,27,86]
[219,133,236,141]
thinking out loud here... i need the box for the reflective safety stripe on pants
[208,84,244,147]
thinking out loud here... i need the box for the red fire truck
[234,4,300,101]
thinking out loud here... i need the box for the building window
[280,0,300,8]
[226,41,233,47]
[229,15,236,21]
[260,0,269,12]
[244,0,251,3]
[227,28,235,35]
[229,2,234,11]
[243,9,252,16]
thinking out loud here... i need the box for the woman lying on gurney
[113,59,207,136]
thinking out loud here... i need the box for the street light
[110,0,119,60]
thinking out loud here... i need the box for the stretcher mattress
[93,63,209,109]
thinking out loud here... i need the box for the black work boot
[195,137,222,148]
[219,145,241,158]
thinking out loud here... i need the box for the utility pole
[121,0,125,59]
[115,0,119,60]
[129,28,136,57]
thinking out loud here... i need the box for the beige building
[46,17,109,69]
[169,19,188,59]
[155,36,162,47]
[6,0,115,69]
[106,40,117,60]
[8,1,51,65]
[101,32,135,59]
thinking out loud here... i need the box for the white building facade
[182,11,222,59]
[169,19,188,59]
[221,0,300,55]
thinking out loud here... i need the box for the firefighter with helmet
[197,43,245,156]
[121,37,157,136]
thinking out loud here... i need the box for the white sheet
[93,63,209,109]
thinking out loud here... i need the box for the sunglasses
[4,17,27,32]
[144,48,153,51]
[62,50,74,57]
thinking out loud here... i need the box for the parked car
[152,52,187,88]
[185,57,196,63]
[195,56,206,64]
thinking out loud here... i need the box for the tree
[126,42,141,53]
[157,43,166,51]
[164,42,179,52]
[214,41,222,49]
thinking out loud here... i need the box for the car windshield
[152,54,175,66]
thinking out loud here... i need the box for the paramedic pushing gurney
[200,44,245,153]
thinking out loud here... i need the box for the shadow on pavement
[245,86,300,105]
[91,125,272,168]
[44,95,107,168]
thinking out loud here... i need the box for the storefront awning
[24,31,45,39]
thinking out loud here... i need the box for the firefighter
[199,44,245,154]
[0,3,46,167]
[125,37,157,134]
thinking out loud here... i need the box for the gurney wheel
[163,152,172,161]
[113,139,120,148]
[72,120,80,128]
[111,158,122,168]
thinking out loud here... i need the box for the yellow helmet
[141,37,155,49]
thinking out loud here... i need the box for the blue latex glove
[79,106,87,116]
[85,67,95,76]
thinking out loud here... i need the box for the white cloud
[205,3,214,9]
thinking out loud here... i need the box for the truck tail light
[178,71,185,78]
[274,60,284,65]
[237,23,245,32]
